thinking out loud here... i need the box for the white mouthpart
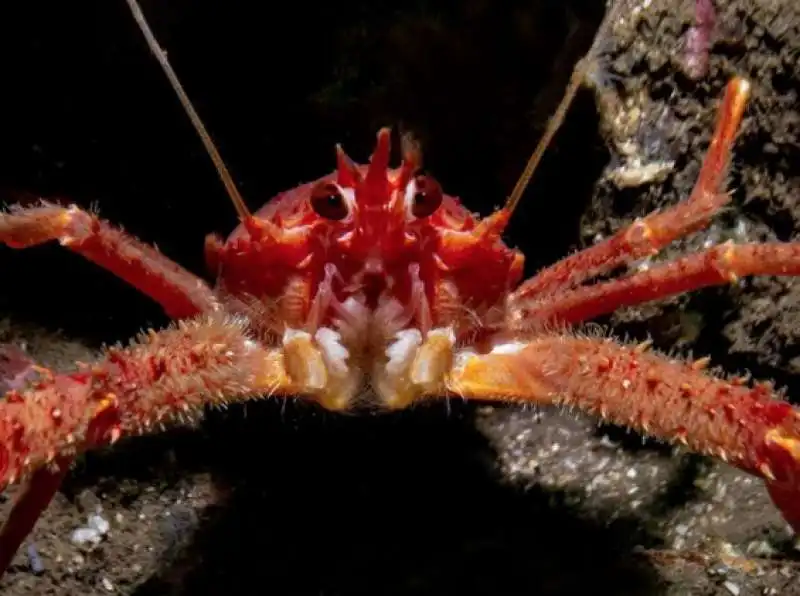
[385,329,423,376]
[315,327,350,376]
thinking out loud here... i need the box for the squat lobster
[2,0,800,579]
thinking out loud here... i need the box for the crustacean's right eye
[403,174,443,221]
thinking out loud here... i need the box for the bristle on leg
[0,314,296,491]
[438,333,800,532]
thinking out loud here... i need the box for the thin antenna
[124,0,251,221]
[503,0,623,219]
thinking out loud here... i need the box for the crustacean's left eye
[310,181,351,221]
[405,174,443,219]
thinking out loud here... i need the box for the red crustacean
[1,0,800,579]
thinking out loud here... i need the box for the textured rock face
[579,0,800,394]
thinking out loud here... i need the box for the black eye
[410,175,443,218]
[310,181,350,221]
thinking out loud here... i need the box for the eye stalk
[408,175,443,219]
[310,181,350,221]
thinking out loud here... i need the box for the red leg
[0,314,297,576]
[514,241,800,327]
[0,344,114,575]
[0,202,220,319]
[440,334,800,532]
[0,199,224,570]
[0,344,65,574]
[512,77,750,301]
[0,459,72,574]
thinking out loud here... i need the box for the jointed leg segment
[0,314,296,489]
[440,335,800,531]
[475,76,800,533]
[383,74,800,537]
[521,241,800,327]
[0,204,221,572]
[512,78,751,301]
[0,203,220,319]
[0,314,295,572]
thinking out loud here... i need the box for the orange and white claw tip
[727,77,751,119]
[717,77,751,147]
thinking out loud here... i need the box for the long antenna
[503,0,623,219]
[124,0,251,221]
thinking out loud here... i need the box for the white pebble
[70,528,101,546]
[71,513,110,545]
[102,576,114,591]
[88,514,110,536]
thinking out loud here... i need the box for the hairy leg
[0,312,370,575]
[513,241,800,327]
[511,77,750,301]
[0,314,295,575]
[0,202,220,318]
[436,333,800,532]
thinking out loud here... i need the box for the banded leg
[0,202,219,319]
[512,77,750,300]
